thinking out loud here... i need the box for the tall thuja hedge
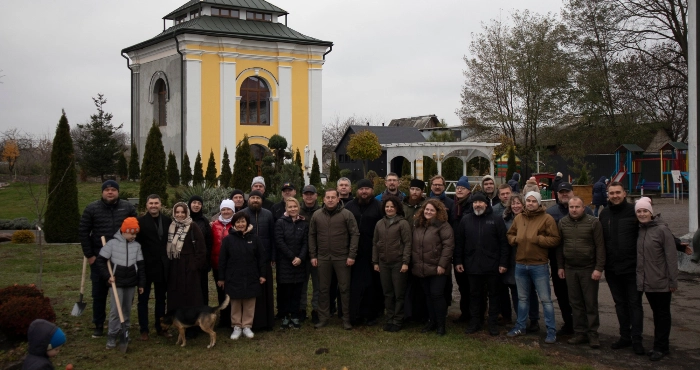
[117,152,128,181]
[220,147,232,188]
[231,135,256,192]
[45,111,80,243]
[167,151,180,187]
[139,123,168,208]
[128,143,139,181]
[329,154,340,183]
[310,151,321,187]
[181,152,192,186]
[193,152,204,186]
[205,150,218,187]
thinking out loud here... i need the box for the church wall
[135,52,182,166]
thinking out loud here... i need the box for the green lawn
[0,243,597,370]
[0,181,182,220]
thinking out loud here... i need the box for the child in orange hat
[95,217,145,349]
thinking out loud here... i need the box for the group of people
[77,172,682,362]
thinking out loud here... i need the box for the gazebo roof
[614,144,645,153]
[659,142,688,151]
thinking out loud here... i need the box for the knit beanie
[635,197,653,214]
[456,176,471,190]
[249,190,264,199]
[230,189,244,199]
[471,192,487,204]
[357,178,373,189]
[120,217,139,234]
[48,327,66,350]
[220,199,235,211]
[251,176,265,188]
[525,191,542,205]
[102,180,119,192]
[409,179,424,190]
[188,195,204,207]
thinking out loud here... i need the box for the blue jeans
[515,263,555,334]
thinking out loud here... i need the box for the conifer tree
[294,148,305,185]
[193,151,204,186]
[231,135,257,192]
[220,147,232,188]
[167,151,180,187]
[128,142,139,181]
[45,110,80,243]
[310,151,321,187]
[75,94,122,181]
[329,155,340,183]
[181,152,192,186]
[139,123,168,208]
[205,149,218,188]
[117,152,128,181]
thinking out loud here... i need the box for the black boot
[421,321,436,333]
[436,318,446,336]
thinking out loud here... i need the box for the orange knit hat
[121,217,140,234]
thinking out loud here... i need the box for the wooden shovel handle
[102,236,125,324]
[79,256,87,295]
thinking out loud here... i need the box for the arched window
[240,76,270,125]
[154,79,167,126]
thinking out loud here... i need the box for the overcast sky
[0,0,564,138]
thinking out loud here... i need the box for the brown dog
[160,295,230,348]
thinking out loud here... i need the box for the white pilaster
[689,0,698,232]
[278,66,293,145]
[308,68,323,184]
[221,61,237,165]
[185,59,202,164]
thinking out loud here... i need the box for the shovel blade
[71,302,87,317]
[118,325,129,353]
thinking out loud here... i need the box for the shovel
[71,256,88,316]
[103,236,129,353]
[107,260,129,353]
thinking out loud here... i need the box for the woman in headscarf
[211,199,236,327]
[166,202,207,336]
[188,195,212,305]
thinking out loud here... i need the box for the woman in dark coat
[166,202,207,320]
[218,211,266,340]
[188,195,212,305]
[592,176,608,217]
[274,198,309,329]
[411,199,454,336]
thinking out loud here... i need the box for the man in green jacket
[556,196,605,348]
[309,189,360,330]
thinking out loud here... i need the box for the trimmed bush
[0,296,56,338]
[0,284,44,306]
[11,230,35,244]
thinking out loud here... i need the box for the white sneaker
[242,327,254,339]
[230,327,242,340]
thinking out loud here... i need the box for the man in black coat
[243,190,276,330]
[454,193,509,336]
[344,179,384,326]
[546,182,593,336]
[78,180,137,338]
[135,194,172,340]
[299,185,321,323]
[598,182,645,355]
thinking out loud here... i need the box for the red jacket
[211,220,234,272]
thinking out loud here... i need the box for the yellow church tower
[122,0,332,180]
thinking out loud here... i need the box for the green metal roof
[164,0,287,20]
[122,15,332,53]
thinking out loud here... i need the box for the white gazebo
[383,141,501,178]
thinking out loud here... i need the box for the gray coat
[636,219,678,292]
[96,231,145,288]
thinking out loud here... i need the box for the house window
[212,7,239,18]
[240,76,270,125]
[175,14,186,24]
[246,11,272,22]
[190,9,200,19]
[155,79,167,126]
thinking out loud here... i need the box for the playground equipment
[659,142,688,196]
[613,144,644,191]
